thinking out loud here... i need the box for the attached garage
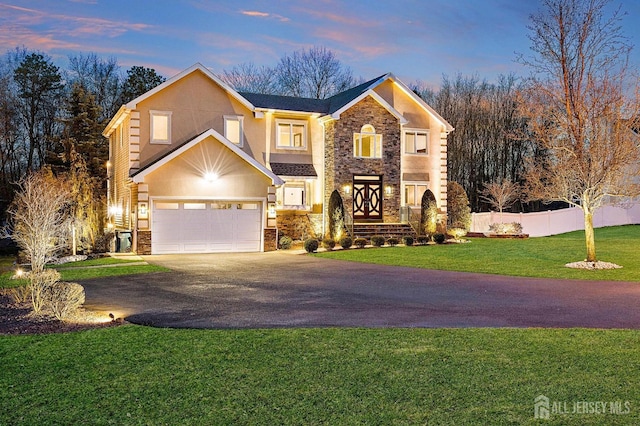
[151,200,262,254]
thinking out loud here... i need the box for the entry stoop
[351,223,417,240]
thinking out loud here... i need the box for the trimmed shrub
[328,190,346,240]
[447,181,471,231]
[416,236,430,245]
[420,189,438,235]
[304,238,319,253]
[339,236,353,249]
[370,235,385,247]
[279,235,293,250]
[322,238,336,250]
[489,222,523,234]
[354,238,367,248]
[46,282,85,321]
[433,233,446,244]
[387,237,399,247]
[403,236,414,246]
[446,228,467,240]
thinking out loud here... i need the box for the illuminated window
[354,124,382,158]
[224,116,244,146]
[276,120,307,149]
[404,129,429,154]
[150,111,171,144]
[404,184,428,206]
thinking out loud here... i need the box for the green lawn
[317,225,640,281]
[2,228,639,424]
[0,256,167,288]
[1,326,638,425]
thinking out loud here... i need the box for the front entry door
[353,176,382,221]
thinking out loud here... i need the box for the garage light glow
[204,172,219,182]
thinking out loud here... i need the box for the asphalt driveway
[80,251,640,329]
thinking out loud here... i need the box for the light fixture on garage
[204,172,219,183]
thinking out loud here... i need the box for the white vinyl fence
[470,204,640,237]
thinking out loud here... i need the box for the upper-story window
[224,115,244,146]
[354,124,382,158]
[150,110,171,144]
[404,129,429,155]
[276,119,307,149]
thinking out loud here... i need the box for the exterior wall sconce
[385,185,393,196]
[343,184,351,194]
[138,202,148,219]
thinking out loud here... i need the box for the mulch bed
[0,292,122,335]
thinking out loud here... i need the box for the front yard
[317,225,640,281]
[2,226,640,424]
[1,326,639,424]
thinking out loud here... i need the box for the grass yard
[1,326,639,425]
[317,225,640,281]
[0,256,168,288]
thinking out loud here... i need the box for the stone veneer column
[324,96,401,226]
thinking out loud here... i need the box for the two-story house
[103,63,453,254]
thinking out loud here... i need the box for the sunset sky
[1,0,639,87]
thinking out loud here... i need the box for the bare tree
[480,179,520,223]
[219,62,275,94]
[67,53,122,122]
[419,73,533,211]
[5,169,70,273]
[275,46,356,99]
[519,0,640,262]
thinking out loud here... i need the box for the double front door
[353,176,382,221]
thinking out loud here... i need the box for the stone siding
[324,96,401,228]
[276,212,322,240]
[263,228,277,252]
[137,230,151,255]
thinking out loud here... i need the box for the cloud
[0,3,152,42]
[240,10,290,22]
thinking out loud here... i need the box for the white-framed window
[404,183,429,206]
[277,181,308,209]
[354,124,382,158]
[404,129,429,154]
[224,115,244,146]
[150,110,172,144]
[276,119,307,149]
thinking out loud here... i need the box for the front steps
[350,223,417,240]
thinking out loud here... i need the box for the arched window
[353,124,382,158]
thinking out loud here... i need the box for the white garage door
[152,200,262,254]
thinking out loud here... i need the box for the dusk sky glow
[1,0,640,87]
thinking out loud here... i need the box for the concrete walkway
[79,251,640,329]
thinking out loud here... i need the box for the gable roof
[237,73,453,132]
[131,128,284,186]
[125,63,254,111]
[103,63,257,137]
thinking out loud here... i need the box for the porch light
[204,172,219,183]
[343,184,351,194]
[385,185,393,196]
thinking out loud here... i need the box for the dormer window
[354,124,382,158]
